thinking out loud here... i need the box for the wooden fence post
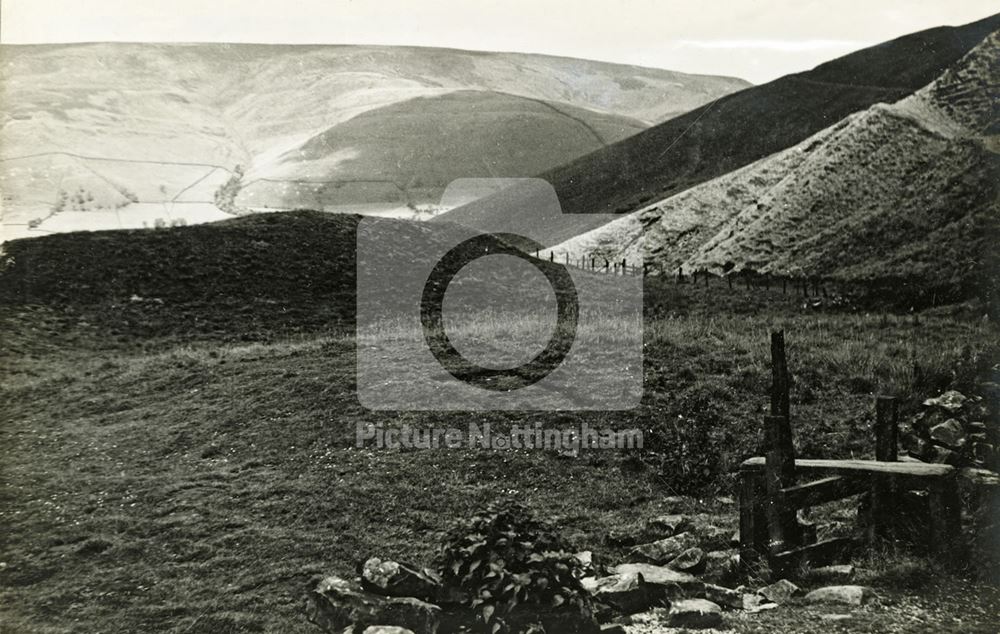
[764,414,799,558]
[549,252,554,262]
[871,396,899,540]
[771,331,790,421]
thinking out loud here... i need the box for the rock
[361,558,440,602]
[803,585,873,606]
[628,532,700,565]
[362,628,415,634]
[588,572,651,615]
[703,583,742,609]
[611,563,703,601]
[729,530,740,548]
[506,606,600,634]
[930,446,959,465]
[807,564,855,583]
[668,599,723,629]
[308,576,441,634]
[643,514,692,541]
[741,594,778,613]
[700,550,739,585]
[611,563,697,586]
[574,551,596,575]
[930,419,966,449]
[923,390,968,413]
[689,522,734,552]
[667,547,704,572]
[600,625,627,634]
[758,579,800,604]
[820,614,853,621]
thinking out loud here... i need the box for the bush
[434,502,592,633]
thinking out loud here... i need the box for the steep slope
[552,28,999,306]
[436,13,1000,246]
[237,90,646,212]
[0,43,748,240]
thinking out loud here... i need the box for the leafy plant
[434,502,592,633]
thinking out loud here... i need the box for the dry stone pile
[306,511,876,633]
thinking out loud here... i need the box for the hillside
[551,29,999,307]
[435,13,1000,247]
[0,43,748,240]
[237,90,646,212]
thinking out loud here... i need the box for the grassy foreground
[2,280,999,632]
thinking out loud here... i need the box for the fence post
[782,278,787,295]
[727,275,733,290]
[565,252,569,265]
[549,251,554,262]
[703,270,709,287]
[770,331,790,421]
[621,258,627,276]
[677,266,683,284]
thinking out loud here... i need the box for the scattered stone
[611,563,702,601]
[611,563,697,586]
[600,625,626,634]
[758,579,800,604]
[716,496,735,505]
[803,585,873,607]
[819,614,852,621]
[729,530,740,548]
[807,564,855,583]
[923,391,968,413]
[574,551,596,574]
[690,523,734,551]
[629,532,700,565]
[667,547,704,572]
[361,558,440,602]
[931,446,959,465]
[700,550,739,585]
[741,594,778,613]
[930,419,966,449]
[643,514,692,540]
[668,599,723,629]
[362,627,415,634]
[703,583,742,609]
[308,576,441,634]
[588,572,651,615]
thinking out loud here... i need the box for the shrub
[434,502,592,633]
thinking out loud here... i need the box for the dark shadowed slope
[435,13,1000,246]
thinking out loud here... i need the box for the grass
[1,217,998,632]
[2,289,998,632]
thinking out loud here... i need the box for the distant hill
[551,28,1000,307]
[436,13,1000,247]
[0,43,748,240]
[237,90,646,212]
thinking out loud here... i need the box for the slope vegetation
[553,29,1000,308]
[436,13,1000,247]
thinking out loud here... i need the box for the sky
[1,0,996,83]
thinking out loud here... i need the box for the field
[3,260,999,632]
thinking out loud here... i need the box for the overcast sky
[1,0,996,83]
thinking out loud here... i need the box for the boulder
[362,628,415,634]
[361,558,440,602]
[703,583,742,609]
[611,563,703,601]
[668,599,723,629]
[803,585,873,606]
[689,522,734,552]
[923,390,968,413]
[700,550,739,585]
[667,547,704,572]
[628,532,700,565]
[930,419,966,449]
[807,565,855,583]
[643,514,692,541]
[758,579,800,604]
[308,576,441,634]
[588,572,651,615]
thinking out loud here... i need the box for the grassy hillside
[0,43,749,240]
[550,29,1000,310]
[435,13,1000,246]
[237,90,646,211]
[2,216,999,633]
